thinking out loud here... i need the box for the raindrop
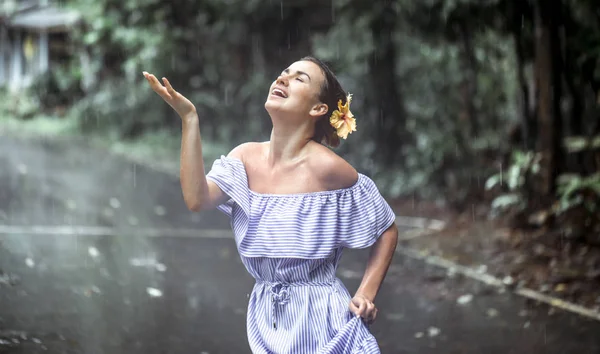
[280,1,283,19]
[225,87,229,105]
[132,164,136,188]
[25,258,35,268]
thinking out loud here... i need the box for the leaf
[491,193,522,210]
[485,174,502,190]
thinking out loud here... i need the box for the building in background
[0,0,80,92]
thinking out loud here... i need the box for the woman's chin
[264,99,284,113]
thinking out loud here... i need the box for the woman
[143,56,398,354]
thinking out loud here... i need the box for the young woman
[143,56,398,354]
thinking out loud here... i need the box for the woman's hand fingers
[349,295,378,324]
[143,72,172,100]
[142,71,197,119]
[366,305,377,324]
[162,77,177,97]
[349,296,365,317]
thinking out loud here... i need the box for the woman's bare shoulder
[226,141,266,161]
[309,144,358,190]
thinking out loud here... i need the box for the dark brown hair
[300,56,347,148]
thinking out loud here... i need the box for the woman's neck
[267,120,314,167]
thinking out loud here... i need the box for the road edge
[394,224,600,322]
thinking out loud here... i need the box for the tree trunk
[562,50,585,175]
[368,0,409,165]
[458,20,479,139]
[533,0,563,198]
[510,2,536,151]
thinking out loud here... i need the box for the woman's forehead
[284,61,324,80]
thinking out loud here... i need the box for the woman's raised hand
[143,72,196,119]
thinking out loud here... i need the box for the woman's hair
[300,56,347,148]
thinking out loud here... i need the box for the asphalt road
[1,134,599,354]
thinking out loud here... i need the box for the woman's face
[264,60,328,120]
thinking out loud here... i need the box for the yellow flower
[329,93,357,140]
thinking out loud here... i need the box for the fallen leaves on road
[154,205,166,216]
[109,198,121,209]
[146,287,163,297]
[88,247,99,258]
[457,294,473,305]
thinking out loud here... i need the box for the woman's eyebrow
[283,68,311,81]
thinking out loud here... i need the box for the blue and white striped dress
[206,156,396,354]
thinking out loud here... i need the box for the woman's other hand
[349,294,378,325]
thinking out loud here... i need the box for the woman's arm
[355,223,398,301]
[349,223,398,323]
[180,112,227,211]
[143,72,227,211]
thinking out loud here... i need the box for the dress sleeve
[339,175,396,249]
[205,156,250,218]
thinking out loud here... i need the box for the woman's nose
[276,75,288,86]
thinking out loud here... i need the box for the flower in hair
[329,93,356,140]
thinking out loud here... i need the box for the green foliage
[556,173,600,214]
[486,150,541,191]
[485,150,541,213]
[310,0,519,200]
[564,135,600,153]
[0,89,41,120]
[19,0,595,212]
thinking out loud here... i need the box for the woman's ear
[310,103,328,118]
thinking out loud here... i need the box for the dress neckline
[219,156,365,198]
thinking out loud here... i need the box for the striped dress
[206,156,396,354]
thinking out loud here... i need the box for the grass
[0,113,78,138]
[0,111,229,176]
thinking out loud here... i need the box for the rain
[1,0,600,353]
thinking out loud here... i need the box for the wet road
[1,135,600,353]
